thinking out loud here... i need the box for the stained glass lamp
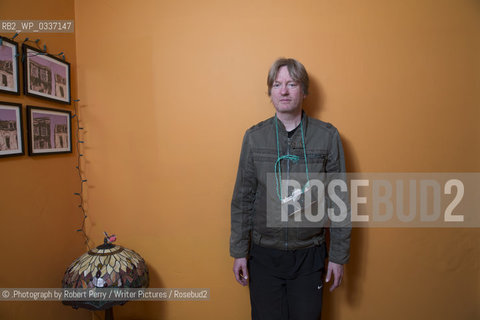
[62,234,149,319]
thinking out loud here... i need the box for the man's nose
[280,85,289,95]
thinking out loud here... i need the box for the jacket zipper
[285,136,291,250]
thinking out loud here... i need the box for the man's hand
[325,261,344,292]
[233,258,249,286]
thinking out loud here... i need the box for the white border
[0,104,22,155]
[26,48,70,103]
[30,108,70,153]
[0,40,18,93]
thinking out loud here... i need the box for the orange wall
[0,0,89,319]
[73,1,480,320]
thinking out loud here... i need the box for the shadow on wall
[303,75,323,117]
[305,76,367,318]
[342,136,367,306]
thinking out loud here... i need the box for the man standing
[230,58,351,319]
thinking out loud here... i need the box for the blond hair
[267,58,309,96]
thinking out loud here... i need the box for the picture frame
[0,36,20,95]
[22,44,71,104]
[27,105,72,155]
[0,101,24,158]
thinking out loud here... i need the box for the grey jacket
[230,112,351,264]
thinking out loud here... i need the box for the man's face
[270,66,305,115]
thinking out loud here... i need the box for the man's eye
[273,83,280,88]
[288,83,297,88]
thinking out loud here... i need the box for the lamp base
[105,307,113,320]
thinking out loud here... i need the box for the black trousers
[248,244,325,320]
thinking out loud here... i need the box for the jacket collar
[274,110,308,135]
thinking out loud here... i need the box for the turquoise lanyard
[274,114,310,202]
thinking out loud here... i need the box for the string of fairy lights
[2,32,91,249]
[72,99,91,250]
[2,32,66,61]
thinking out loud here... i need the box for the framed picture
[27,105,71,155]
[0,36,20,95]
[23,44,71,104]
[0,101,24,157]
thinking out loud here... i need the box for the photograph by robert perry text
[0,36,19,95]
[27,105,71,155]
[0,101,23,157]
[23,44,70,104]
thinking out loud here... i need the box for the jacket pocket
[252,148,277,163]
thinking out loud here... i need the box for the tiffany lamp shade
[62,235,149,319]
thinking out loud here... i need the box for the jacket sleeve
[326,128,352,264]
[230,131,257,258]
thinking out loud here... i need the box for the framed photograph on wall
[0,101,24,157]
[23,44,71,104]
[0,36,20,95]
[27,105,71,155]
